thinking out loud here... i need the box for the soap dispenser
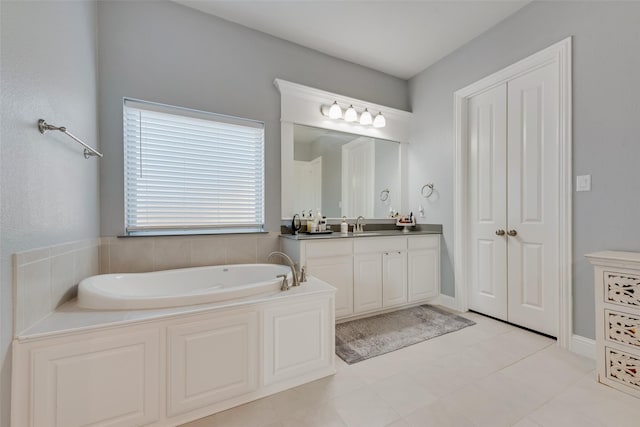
[340,216,348,234]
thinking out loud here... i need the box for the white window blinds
[124,99,265,235]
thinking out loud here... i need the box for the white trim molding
[274,79,413,219]
[436,294,458,312]
[571,335,596,360]
[453,37,573,348]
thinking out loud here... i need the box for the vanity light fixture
[320,102,386,128]
[373,112,386,128]
[359,108,373,126]
[328,101,342,119]
[344,105,358,122]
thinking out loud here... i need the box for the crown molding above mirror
[275,79,413,220]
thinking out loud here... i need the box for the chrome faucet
[268,251,302,288]
[355,216,365,233]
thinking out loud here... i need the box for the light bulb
[373,112,386,128]
[344,105,358,122]
[328,101,342,119]
[360,108,373,125]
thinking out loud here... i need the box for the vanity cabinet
[282,234,440,320]
[408,236,441,302]
[283,238,354,318]
[353,237,407,314]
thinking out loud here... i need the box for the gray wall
[0,1,100,424]
[98,0,409,235]
[408,1,640,339]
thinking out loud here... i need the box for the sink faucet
[355,216,365,233]
[267,251,302,288]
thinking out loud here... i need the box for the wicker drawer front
[606,310,640,348]
[605,347,640,391]
[605,272,640,308]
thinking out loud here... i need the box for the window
[123,98,265,235]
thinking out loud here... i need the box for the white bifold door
[468,62,559,337]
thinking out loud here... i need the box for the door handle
[495,229,505,236]
[507,229,518,236]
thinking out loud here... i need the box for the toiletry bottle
[321,216,327,232]
[311,209,320,232]
[306,209,313,232]
[340,216,348,234]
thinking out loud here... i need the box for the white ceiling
[174,1,529,79]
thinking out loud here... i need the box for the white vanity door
[305,240,354,318]
[354,253,383,313]
[408,236,441,302]
[383,250,408,307]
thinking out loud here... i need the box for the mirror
[292,124,401,219]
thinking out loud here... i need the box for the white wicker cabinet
[586,251,640,398]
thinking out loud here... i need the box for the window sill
[118,230,269,238]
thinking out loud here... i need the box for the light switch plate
[576,174,591,192]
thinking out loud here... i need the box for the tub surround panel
[100,233,281,274]
[13,239,100,336]
[12,279,336,426]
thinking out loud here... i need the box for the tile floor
[182,310,639,427]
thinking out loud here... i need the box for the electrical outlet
[576,175,591,192]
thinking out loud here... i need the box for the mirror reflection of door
[292,124,401,219]
[294,157,322,215]
[342,137,375,217]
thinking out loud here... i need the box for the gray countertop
[280,226,442,240]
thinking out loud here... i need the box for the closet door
[506,63,559,337]
[467,84,508,320]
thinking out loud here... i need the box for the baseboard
[436,294,458,311]
[571,334,595,360]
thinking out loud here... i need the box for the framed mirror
[275,79,412,220]
[293,124,401,219]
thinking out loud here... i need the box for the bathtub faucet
[267,251,303,288]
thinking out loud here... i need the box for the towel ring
[421,183,434,198]
[380,188,390,202]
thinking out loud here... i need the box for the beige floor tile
[212,397,278,427]
[267,371,365,418]
[330,386,402,427]
[181,311,640,427]
[529,371,639,427]
[371,372,439,416]
[499,344,595,398]
[404,400,476,427]
[511,418,542,427]
[279,400,347,427]
[437,372,549,427]
[385,418,413,427]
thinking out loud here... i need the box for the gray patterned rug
[336,305,476,364]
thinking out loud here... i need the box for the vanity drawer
[605,309,640,349]
[604,271,640,308]
[407,235,440,250]
[305,240,352,258]
[604,346,640,395]
[353,237,406,254]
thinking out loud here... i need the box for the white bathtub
[77,263,293,310]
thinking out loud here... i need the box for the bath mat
[335,305,475,364]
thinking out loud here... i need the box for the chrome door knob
[495,229,505,236]
[507,229,518,236]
